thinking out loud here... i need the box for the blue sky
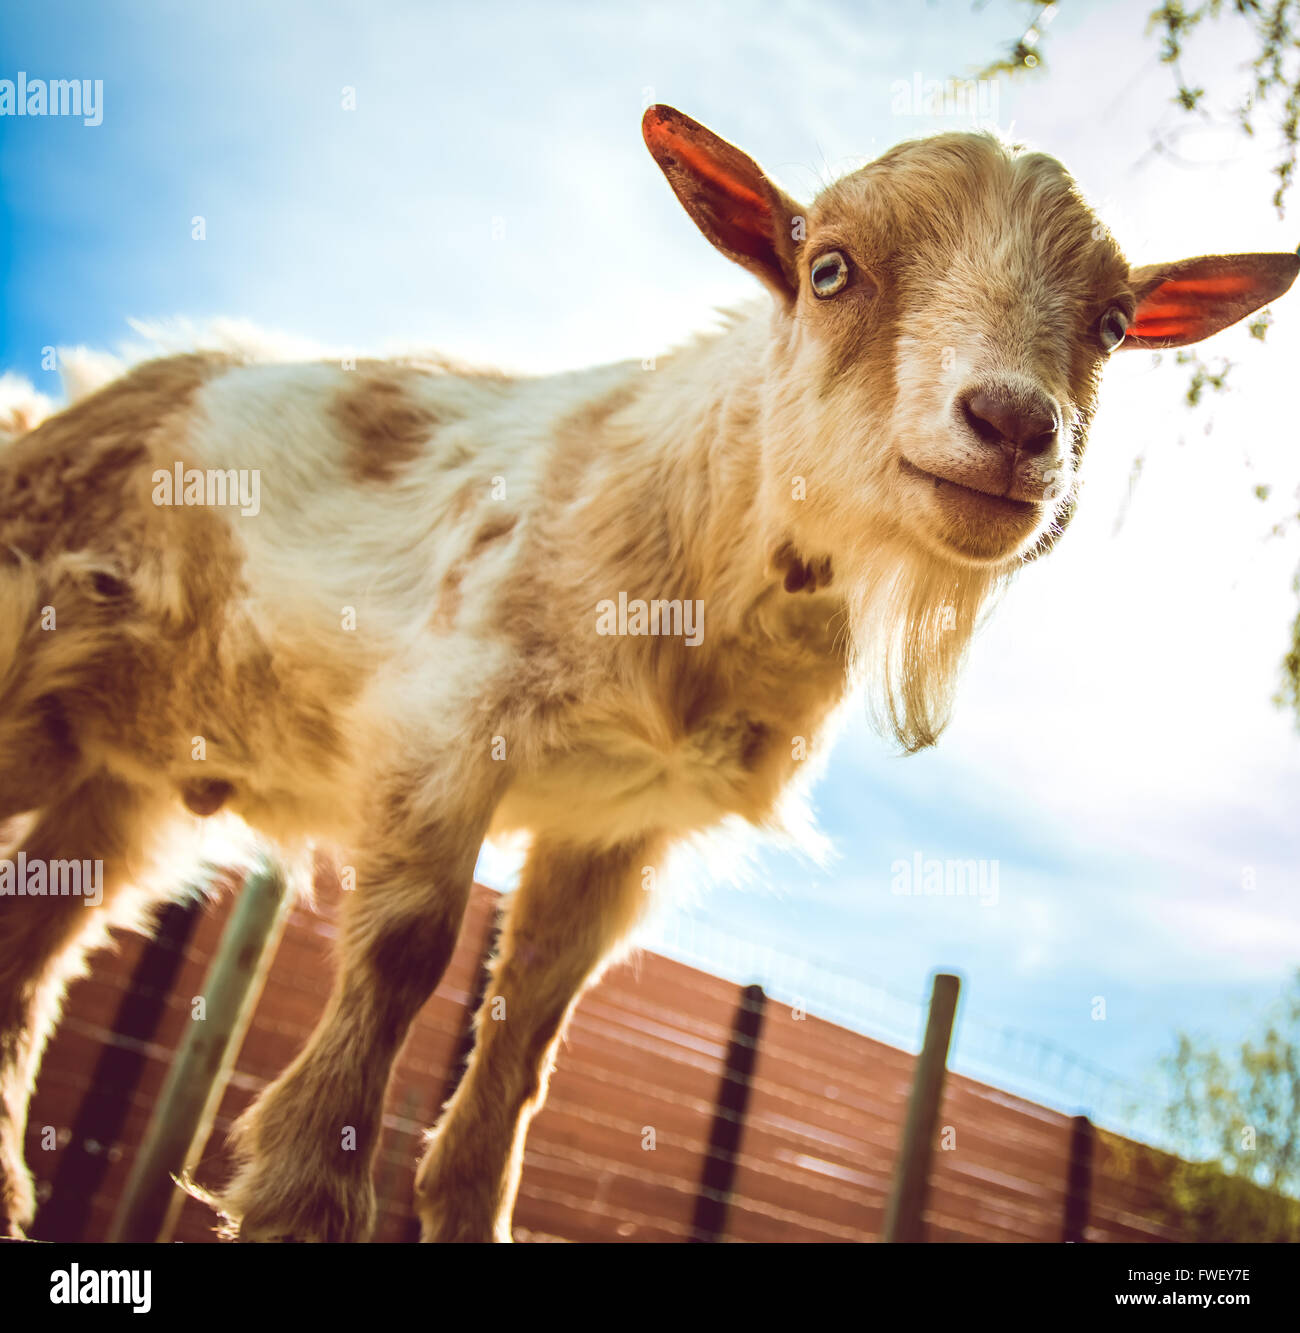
[4,0,1300,1144]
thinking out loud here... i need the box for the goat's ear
[1122,252,1300,349]
[642,104,804,305]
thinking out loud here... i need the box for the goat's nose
[960,386,1059,455]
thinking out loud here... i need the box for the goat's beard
[843,537,1005,753]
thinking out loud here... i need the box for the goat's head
[643,105,1299,573]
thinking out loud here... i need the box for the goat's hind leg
[0,775,148,1237]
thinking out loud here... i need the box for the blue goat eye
[1099,306,1128,351]
[810,251,849,297]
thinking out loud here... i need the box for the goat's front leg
[0,775,151,1237]
[415,833,661,1242]
[213,777,501,1242]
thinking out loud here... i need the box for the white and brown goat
[0,106,1295,1241]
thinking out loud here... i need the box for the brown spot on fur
[432,563,465,633]
[0,353,232,563]
[738,717,769,770]
[90,569,129,600]
[450,484,478,521]
[470,514,517,554]
[332,369,441,484]
[772,540,832,594]
[431,516,518,634]
[37,696,79,764]
[293,707,345,768]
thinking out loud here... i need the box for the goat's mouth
[898,457,1038,514]
[898,456,1043,561]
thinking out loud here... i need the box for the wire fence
[640,909,1173,1151]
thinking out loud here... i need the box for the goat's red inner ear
[1131,274,1265,341]
[642,105,796,298]
[644,116,771,221]
[1125,253,1300,347]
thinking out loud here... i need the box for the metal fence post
[883,971,961,1243]
[1063,1114,1095,1242]
[108,861,292,1242]
[690,983,766,1242]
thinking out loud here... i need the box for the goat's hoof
[220,1192,374,1244]
[416,1200,512,1243]
[419,1221,513,1243]
[184,1169,374,1244]
[0,1174,35,1241]
[232,1222,328,1244]
[219,1205,371,1244]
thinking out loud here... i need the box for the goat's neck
[600,311,836,638]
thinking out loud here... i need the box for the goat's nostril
[1020,428,1058,458]
[961,392,1006,446]
[961,388,1058,452]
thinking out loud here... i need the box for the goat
[0,105,1295,1242]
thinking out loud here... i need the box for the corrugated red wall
[25,877,1180,1242]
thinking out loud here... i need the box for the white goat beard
[842,539,1002,752]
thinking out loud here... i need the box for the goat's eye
[810,251,849,298]
[1098,306,1128,352]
